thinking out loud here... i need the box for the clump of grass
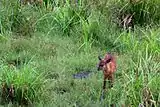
[101,0,160,31]
[10,6,35,37]
[78,19,94,52]
[123,48,160,106]
[128,0,160,26]
[113,27,160,55]
[0,65,46,105]
[0,0,36,37]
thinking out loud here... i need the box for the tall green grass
[0,64,46,105]
[0,0,160,106]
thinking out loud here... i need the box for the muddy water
[73,70,93,79]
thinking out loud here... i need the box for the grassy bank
[0,0,159,106]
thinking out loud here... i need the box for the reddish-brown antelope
[97,52,116,100]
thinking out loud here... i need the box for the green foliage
[0,0,36,36]
[0,0,160,106]
[111,0,160,26]
[0,65,46,105]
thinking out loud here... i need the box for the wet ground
[72,70,93,79]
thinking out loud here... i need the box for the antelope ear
[98,56,102,60]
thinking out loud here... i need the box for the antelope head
[97,53,112,71]
[97,55,105,71]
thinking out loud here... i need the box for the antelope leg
[108,74,114,88]
[100,80,107,101]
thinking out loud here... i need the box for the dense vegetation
[0,0,159,106]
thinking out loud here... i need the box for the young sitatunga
[97,52,116,101]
